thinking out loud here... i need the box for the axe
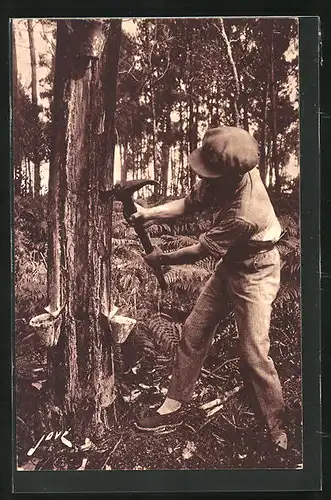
[101,179,168,290]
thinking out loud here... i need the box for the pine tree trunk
[27,20,41,197]
[150,84,158,188]
[160,109,172,196]
[28,158,32,195]
[242,81,249,131]
[179,99,184,177]
[121,142,128,182]
[218,19,240,127]
[161,143,170,197]
[12,23,22,195]
[270,24,280,194]
[46,19,122,438]
[260,79,269,186]
[187,34,197,189]
[266,135,272,188]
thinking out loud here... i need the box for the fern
[147,222,173,237]
[160,234,198,251]
[112,220,135,239]
[148,313,182,355]
[194,256,218,272]
[164,265,211,292]
[129,313,183,365]
[275,281,301,308]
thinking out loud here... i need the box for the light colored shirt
[184,168,282,260]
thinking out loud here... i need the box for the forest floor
[14,195,302,472]
[15,317,303,472]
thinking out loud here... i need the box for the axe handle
[134,221,167,290]
[121,196,167,290]
[134,219,168,290]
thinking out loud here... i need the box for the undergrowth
[14,192,302,470]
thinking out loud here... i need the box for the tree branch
[215,19,241,127]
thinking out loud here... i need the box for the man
[130,126,287,450]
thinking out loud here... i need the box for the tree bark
[160,108,172,196]
[270,24,280,194]
[150,84,158,188]
[187,32,197,189]
[12,23,22,195]
[27,158,32,195]
[218,19,240,128]
[260,79,269,186]
[46,19,122,438]
[121,142,128,182]
[27,20,41,197]
[242,79,249,132]
[27,20,38,104]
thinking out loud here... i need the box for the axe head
[100,179,160,203]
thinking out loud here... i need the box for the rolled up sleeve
[199,217,254,260]
[184,180,206,214]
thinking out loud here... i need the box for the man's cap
[189,126,259,178]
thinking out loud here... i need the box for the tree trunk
[27,20,41,197]
[150,84,158,188]
[218,19,240,128]
[27,20,38,104]
[187,33,197,189]
[266,134,272,188]
[46,19,122,438]
[270,24,280,194]
[260,79,269,186]
[242,79,249,131]
[160,109,172,196]
[121,142,128,183]
[28,158,32,195]
[12,23,22,195]
[179,99,184,178]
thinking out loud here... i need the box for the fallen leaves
[80,437,94,452]
[77,458,88,470]
[17,457,41,471]
[182,441,197,460]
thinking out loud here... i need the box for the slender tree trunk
[150,84,158,188]
[27,20,41,197]
[270,24,280,194]
[266,134,272,187]
[22,158,27,196]
[260,79,269,186]
[160,109,172,196]
[207,94,214,127]
[27,20,38,104]
[179,99,184,176]
[242,79,249,131]
[46,19,122,437]
[121,142,128,182]
[218,19,240,127]
[12,24,22,195]
[28,158,32,194]
[187,88,195,188]
[161,143,170,197]
[187,32,197,189]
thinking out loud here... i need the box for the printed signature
[27,429,72,456]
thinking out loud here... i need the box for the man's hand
[126,198,186,225]
[143,246,163,269]
[126,202,150,225]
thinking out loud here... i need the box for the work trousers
[167,247,285,438]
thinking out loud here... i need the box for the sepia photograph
[13,17,302,472]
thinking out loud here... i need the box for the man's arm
[134,198,186,222]
[144,242,209,268]
[131,179,204,224]
[145,216,254,270]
